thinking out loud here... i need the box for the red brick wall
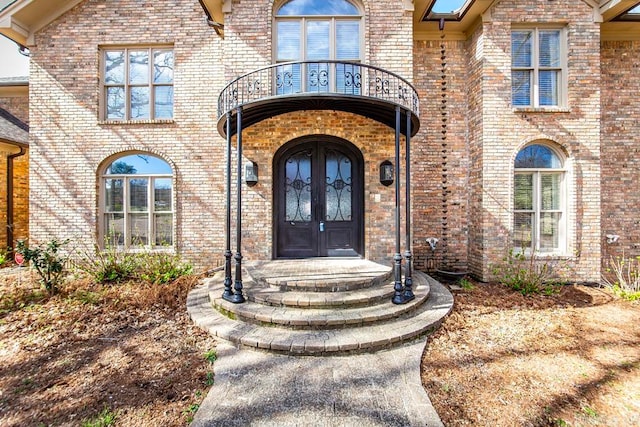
[413,39,469,273]
[601,40,640,265]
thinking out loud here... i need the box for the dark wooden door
[275,139,362,258]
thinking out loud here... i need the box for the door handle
[319,222,325,232]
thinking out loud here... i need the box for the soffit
[0,0,83,45]
[414,0,640,40]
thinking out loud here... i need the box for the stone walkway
[189,275,453,426]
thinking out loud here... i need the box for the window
[102,47,174,120]
[513,144,566,253]
[511,28,565,107]
[274,0,362,94]
[101,153,174,248]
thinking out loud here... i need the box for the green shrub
[134,251,193,285]
[15,239,69,295]
[0,248,7,266]
[81,407,117,427]
[74,242,192,286]
[602,254,640,301]
[75,242,138,284]
[492,249,560,295]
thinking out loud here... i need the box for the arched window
[274,0,363,94]
[513,144,566,253]
[100,153,173,248]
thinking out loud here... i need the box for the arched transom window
[513,144,566,253]
[275,0,363,94]
[101,153,173,248]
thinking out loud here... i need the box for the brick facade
[9,0,637,282]
[601,40,640,265]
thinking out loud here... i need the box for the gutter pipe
[6,141,27,253]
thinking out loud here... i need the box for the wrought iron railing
[217,61,419,119]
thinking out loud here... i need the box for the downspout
[6,142,27,253]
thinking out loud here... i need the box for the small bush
[492,249,560,295]
[0,248,8,266]
[15,239,69,295]
[74,242,138,284]
[134,251,193,285]
[81,407,117,427]
[602,254,640,301]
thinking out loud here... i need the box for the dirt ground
[0,266,216,427]
[2,266,638,427]
[422,280,640,427]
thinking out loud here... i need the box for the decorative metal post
[222,112,233,301]
[232,107,246,303]
[403,110,415,302]
[392,105,405,305]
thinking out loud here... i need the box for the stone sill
[99,119,175,125]
[512,107,571,114]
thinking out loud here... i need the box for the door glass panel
[306,21,330,59]
[325,149,352,221]
[285,150,312,222]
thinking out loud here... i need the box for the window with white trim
[274,0,363,94]
[513,144,566,253]
[511,28,565,107]
[101,153,174,248]
[102,47,174,120]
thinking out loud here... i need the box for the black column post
[403,111,415,302]
[392,105,405,305]
[232,106,246,304]
[222,112,233,300]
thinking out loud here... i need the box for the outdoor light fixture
[380,160,393,186]
[245,161,258,186]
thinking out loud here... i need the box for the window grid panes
[275,0,362,95]
[511,29,563,107]
[102,154,173,249]
[103,47,174,120]
[514,145,565,253]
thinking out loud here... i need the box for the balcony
[217,61,420,137]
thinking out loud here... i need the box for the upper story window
[102,47,174,121]
[101,153,174,249]
[275,0,363,94]
[511,28,566,108]
[513,144,566,254]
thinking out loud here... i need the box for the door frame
[273,135,364,259]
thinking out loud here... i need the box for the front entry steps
[187,259,453,355]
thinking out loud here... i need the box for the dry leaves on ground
[0,267,216,427]
[422,281,640,427]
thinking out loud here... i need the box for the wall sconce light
[380,160,393,186]
[245,161,258,187]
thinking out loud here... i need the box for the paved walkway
[191,339,444,427]
[190,277,453,427]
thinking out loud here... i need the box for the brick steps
[245,282,395,307]
[212,279,428,328]
[187,260,453,355]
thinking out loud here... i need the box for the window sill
[99,119,175,125]
[512,107,570,114]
